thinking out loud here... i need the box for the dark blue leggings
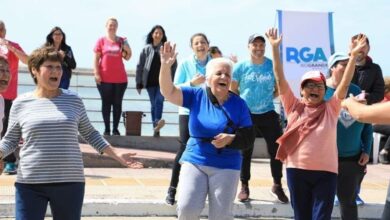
[97,82,128,132]
[15,182,85,220]
[287,168,337,220]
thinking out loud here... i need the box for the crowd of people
[0,17,389,220]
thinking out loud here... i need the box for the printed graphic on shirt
[339,108,356,128]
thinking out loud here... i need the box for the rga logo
[286,47,328,69]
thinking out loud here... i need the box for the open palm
[160,41,177,67]
[265,28,282,47]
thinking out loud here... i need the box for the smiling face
[32,60,62,91]
[248,38,265,61]
[0,59,10,92]
[52,29,64,45]
[301,80,326,106]
[191,35,209,60]
[152,28,164,45]
[206,60,232,100]
[106,19,118,35]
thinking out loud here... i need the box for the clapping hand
[160,41,177,67]
[265,28,282,47]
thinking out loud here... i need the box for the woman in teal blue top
[166,33,212,205]
[159,42,254,220]
[325,52,373,220]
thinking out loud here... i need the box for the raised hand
[265,28,282,47]
[350,34,367,57]
[160,41,177,67]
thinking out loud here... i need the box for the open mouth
[0,80,8,85]
[49,77,59,82]
[309,93,319,98]
[218,82,227,87]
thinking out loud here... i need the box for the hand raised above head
[265,28,282,47]
[350,34,367,57]
[160,41,177,67]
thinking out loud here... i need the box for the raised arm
[159,42,183,106]
[265,28,289,95]
[334,34,367,99]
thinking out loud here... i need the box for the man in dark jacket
[350,34,384,105]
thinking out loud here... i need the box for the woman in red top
[94,17,132,136]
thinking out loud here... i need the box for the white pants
[177,162,240,220]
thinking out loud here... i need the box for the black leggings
[97,82,127,132]
[240,111,283,185]
[168,115,189,188]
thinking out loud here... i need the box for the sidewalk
[1,155,388,219]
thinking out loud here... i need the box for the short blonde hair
[106,17,118,26]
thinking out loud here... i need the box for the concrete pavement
[1,158,388,219]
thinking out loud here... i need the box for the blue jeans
[15,182,85,220]
[287,168,337,220]
[146,86,164,127]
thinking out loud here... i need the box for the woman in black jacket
[136,25,177,137]
[45,26,76,89]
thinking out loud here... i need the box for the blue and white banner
[278,10,334,96]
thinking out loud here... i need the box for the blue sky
[2,0,389,75]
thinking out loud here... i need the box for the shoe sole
[154,120,165,133]
[269,190,289,204]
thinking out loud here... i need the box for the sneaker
[270,184,289,204]
[334,195,340,206]
[154,119,165,133]
[379,151,389,164]
[237,183,250,202]
[112,129,120,136]
[153,131,160,138]
[3,162,17,175]
[356,195,365,206]
[165,186,176,205]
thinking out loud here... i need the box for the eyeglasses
[42,65,62,72]
[304,82,325,89]
[53,32,63,36]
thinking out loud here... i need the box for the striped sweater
[0,89,108,184]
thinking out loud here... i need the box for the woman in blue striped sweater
[0,46,141,220]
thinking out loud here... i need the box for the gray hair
[205,57,233,79]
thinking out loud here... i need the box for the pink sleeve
[94,38,103,53]
[328,95,342,115]
[279,84,299,115]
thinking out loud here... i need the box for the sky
[2,0,390,75]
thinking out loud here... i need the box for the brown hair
[27,46,62,84]
[384,76,390,94]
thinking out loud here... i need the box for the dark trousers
[146,86,165,127]
[97,82,127,132]
[169,115,189,188]
[382,182,390,220]
[373,124,390,151]
[240,111,283,185]
[287,168,337,220]
[337,159,366,220]
[2,99,16,163]
[15,182,85,220]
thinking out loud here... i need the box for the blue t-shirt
[180,86,252,170]
[233,58,276,114]
[324,83,373,157]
